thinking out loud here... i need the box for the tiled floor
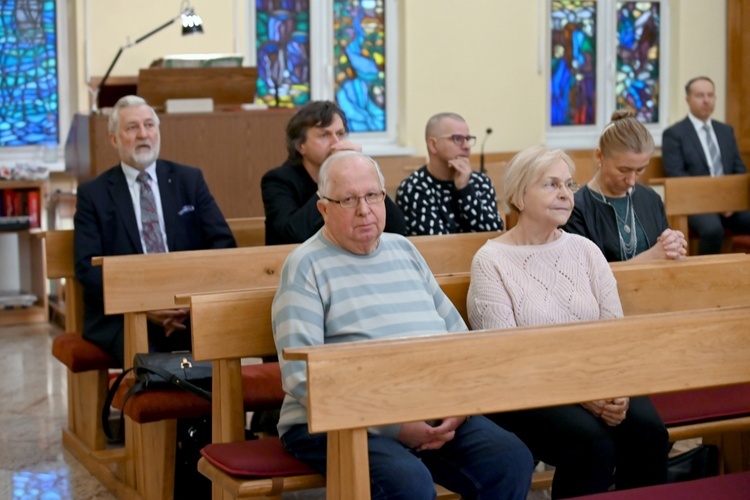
[4,321,698,499]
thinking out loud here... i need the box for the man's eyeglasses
[320,191,386,209]
[540,179,580,194]
[438,134,477,146]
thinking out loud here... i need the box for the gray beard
[132,143,160,169]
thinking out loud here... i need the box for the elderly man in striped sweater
[272,150,533,500]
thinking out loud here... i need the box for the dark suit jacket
[261,161,406,245]
[74,160,236,363]
[661,117,746,177]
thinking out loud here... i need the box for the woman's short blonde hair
[502,145,576,213]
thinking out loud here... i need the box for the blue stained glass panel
[0,0,58,147]
[255,0,310,107]
[616,2,660,123]
[333,0,385,132]
[550,1,597,126]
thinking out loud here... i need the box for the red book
[26,190,40,228]
[3,189,15,216]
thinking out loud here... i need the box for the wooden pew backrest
[649,174,750,240]
[287,306,750,433]
[226,217,265,247]
[99,232,494,315]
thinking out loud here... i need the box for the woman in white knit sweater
[467,146,668,499]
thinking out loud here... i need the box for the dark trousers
[689,211,750,255]
[488,396,669,499]
[281,416,534,500]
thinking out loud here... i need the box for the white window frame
[546,0,670,149]
[245,0,411,156]
[0,0,70,171]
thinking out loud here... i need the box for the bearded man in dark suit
[74,95,236,365]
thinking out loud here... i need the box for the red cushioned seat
[52,332,118,372]
[732,234,750,253]
[110,362,285,424]
[567,471,750,499]
[201,438,317,477]
[651,383,750,426]
[111,377,212,423]
[240,362,285,410]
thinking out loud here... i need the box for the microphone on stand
[479,127,493,174]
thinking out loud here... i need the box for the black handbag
[102,352,212,441]
[666,444,719,483]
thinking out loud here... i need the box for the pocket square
[178,205,195,215]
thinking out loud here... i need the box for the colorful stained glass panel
[0,0,58,147]
[333,0,385,132]
[616,2,660,123]
[255,0,310,107]
[550,1,597,127]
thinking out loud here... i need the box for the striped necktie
[137,171,166,253]
[703,123,723,177]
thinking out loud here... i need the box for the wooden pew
[649,174,750,254]
[93,231,493,499]
[185,254,750,498]
[42,231,130,497]
[286,305,750,499]
[226,217,266,247]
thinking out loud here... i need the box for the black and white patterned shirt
[396,166,503,236]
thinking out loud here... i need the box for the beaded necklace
[592,176,637,260]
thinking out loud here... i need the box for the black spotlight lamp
[93,1,204,111]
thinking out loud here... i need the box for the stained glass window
[333,0,385,132]
[550,1,597,127]
[616,2,660,123]
[0,0,58,147]
[255,0,310,107]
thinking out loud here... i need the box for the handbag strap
[101,367,134,441]
[100,364,212,442]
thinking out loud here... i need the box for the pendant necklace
[592,176,637,260]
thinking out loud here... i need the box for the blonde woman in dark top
[564,110,687,262]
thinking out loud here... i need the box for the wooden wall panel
[727,0,750,156]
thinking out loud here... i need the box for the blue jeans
[281,416,533,500]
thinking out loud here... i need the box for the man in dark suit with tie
[661,76,750,254]
[74,95,236,365]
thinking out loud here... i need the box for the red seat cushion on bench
[568,471,750,499]
[651,383,750,426]
[111,376,212,422]
[111,362,285,423]
[201,438,318,477]
[52,332,118,372]
[241,362,285,410]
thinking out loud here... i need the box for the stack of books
[0,188,40,230]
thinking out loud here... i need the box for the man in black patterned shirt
[396,112,503,235]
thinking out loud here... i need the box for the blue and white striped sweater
[273,230,467,437]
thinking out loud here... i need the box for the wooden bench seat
[184,254,750,498]
[287,305,750,499]
[42,231,129,496]
[94,231,492,499]
[568,470,750,499]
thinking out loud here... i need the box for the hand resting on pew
[581,398,630,427]
[146,309,189,336]
[398,416,467,452]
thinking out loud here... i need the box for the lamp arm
[94,11,183,107]
[97,47,125,95]
[133,14,180,45]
